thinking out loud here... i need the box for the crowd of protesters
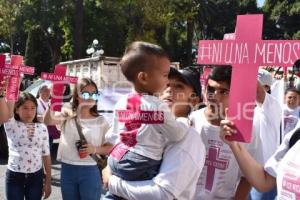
[0,41,299,200]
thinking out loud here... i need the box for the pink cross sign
[41,64,77,111]
[0,54,35,101]
[204,146,229,191]
[197,14,300,142]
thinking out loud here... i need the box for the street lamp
[86,39,104,57]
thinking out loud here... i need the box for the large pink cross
[197,14,300,142]
[41,64,77,111]
[204,146,229,191]
[0,54,35,101]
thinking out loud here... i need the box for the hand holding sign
[197,14,300,142]
[41,64,77,111]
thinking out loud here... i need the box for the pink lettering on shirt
[117,110,164,124]
[282,172,300,199]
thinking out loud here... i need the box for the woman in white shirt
[44,78,112,200]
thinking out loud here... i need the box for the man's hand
[102,166,112,190]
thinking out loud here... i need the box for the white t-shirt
[190,108,263,200]
[253,93,282,163]
[265,123,300,200]
[108,126,206,200]
[37,98,49,117]
[4,118,50,173]
[283,105,300,135]
[106,93,187,161]
[57,116,110,165]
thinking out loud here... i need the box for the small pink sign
[0,54,36,101]
[41,65,78,111]
[197,14,300,142]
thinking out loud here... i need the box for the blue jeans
[109,151,161,181]
[6,168,44,200]
[61,162,101,200]
[249,187,277,200]
[105,151,161,200]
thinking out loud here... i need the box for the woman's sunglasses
[80,91,99,101]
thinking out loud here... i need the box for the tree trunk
[74,0,83,59]
[186,19,194,66]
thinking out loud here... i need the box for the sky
[257,0,265,7]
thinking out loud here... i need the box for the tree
[263,0,300,39]
[0,0,22,54]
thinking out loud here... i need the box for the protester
[220,112,300,200]
[189,66,263,200]
[105,41,188,199]
[36,85,60,151]
[249,68,282,200]
[283,88,300,135]
[44,78,111,200]
[2,92,51,200]
[103,67,206,200]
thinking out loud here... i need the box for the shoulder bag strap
[74,117,86,141]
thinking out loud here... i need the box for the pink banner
[197,14,300,142]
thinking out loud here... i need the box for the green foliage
[263,0,300,39]
[0,0,298,73]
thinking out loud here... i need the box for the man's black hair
[208,66,232,86]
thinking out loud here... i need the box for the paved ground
[0,143,105,200]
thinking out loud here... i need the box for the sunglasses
[80,91,99,101]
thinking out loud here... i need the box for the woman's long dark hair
[72,78,99,117]
[14,92,39,123]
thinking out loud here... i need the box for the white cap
[258,69,273,86]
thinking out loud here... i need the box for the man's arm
[234,177,251,200]
[256,81,266,105]
[109,175,174,200]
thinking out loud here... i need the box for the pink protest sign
[0,55,35,101]
[41,64,77,111]
[197,14,300,142]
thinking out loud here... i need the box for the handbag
[74,117,107,170]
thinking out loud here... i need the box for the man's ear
[189,95,200,108]
[137,72,148,85]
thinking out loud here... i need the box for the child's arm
[42,155,52,199]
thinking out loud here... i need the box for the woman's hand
[82,143,96,155]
